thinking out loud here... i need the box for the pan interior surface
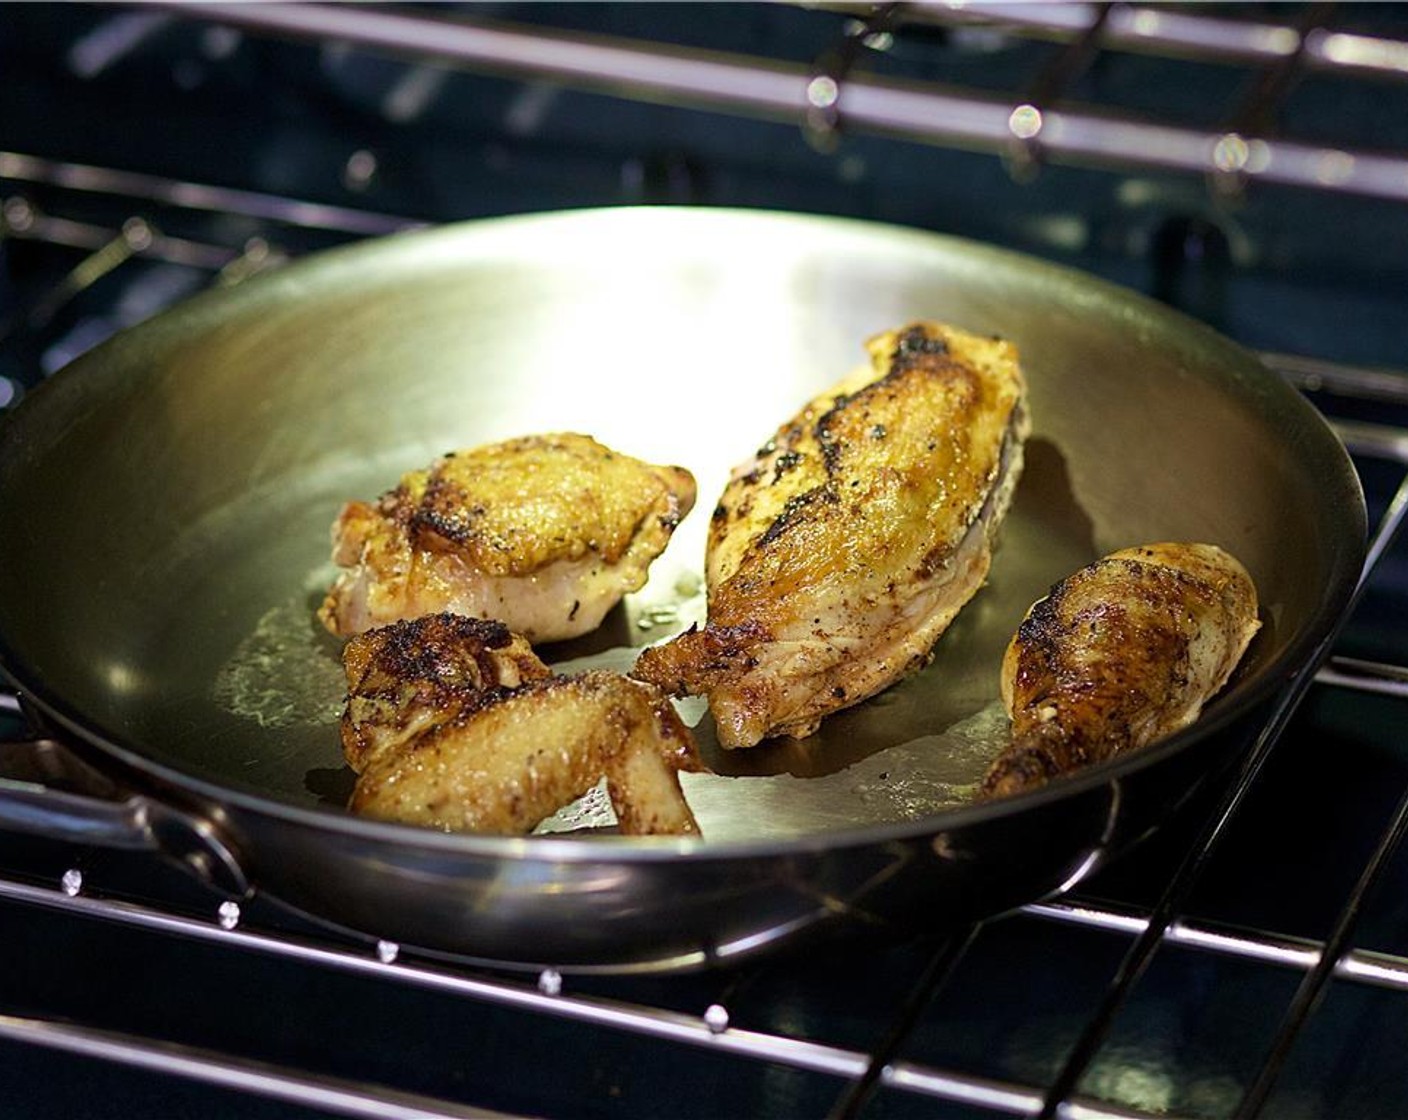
[0,208,1361,845]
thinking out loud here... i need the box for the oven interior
[2,4,1408,1118]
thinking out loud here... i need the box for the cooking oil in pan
[212,567,345,731]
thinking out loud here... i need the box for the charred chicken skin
[341,614,702,836]
[981,542,1261,799]
[319,433,696,643]
[633,321,1029,748]
[339,612,550,774]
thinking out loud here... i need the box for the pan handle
[0,736,249,898]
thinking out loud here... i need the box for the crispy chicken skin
[634,321,1029,748]
[981,542,1261,799]
[339,613,550,774]
[341,615,702,836]
[319,433,696,643]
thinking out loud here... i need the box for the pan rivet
[60,869,83,897]
[376,940,400,964]
[537,969,563,997]
[704,1004,730,1034]
[217,901,242,930]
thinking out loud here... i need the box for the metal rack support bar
[1359,466,1408,581]
[898,1,1408,82]
[828,923,981,1120]
[1028,898,1408,991]
[1318,657,1408,699]
[164,3,1408,203]
[0,152,419,237]
[1268,351,1408,406]
[1222,2,1328,138]
[0,1011,521,1120]
[1234,778,1408,1117]
[1018,2,1111,112]
[0,201,238,271]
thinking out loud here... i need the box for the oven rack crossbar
[858,1,1408,80]
[0,150,422,324]
[163,2,1408,203]
[0,1009,515,1120]
[0,151,420,240]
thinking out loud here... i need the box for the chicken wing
[341,615,702,836]
[634,321,1029,748]
[339,612,550,773]
[319,433,696,643]
[981,542,1261,798]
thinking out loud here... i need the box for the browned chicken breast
[634,321,1029,748]
[319,433,696,643]
[981,542,1261,799]
[341,615,702,836]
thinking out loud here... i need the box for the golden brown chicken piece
[339,613,550,773]
[981,542,1261,799]
[319,433,696,643]
[634,321,1029,748]
[341,615,702,836]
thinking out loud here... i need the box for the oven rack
[168,1,1408,204]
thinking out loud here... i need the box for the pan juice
[212,575,345,731]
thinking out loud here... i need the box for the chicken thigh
[319,433,696,643]
[981,542,1261,798]
[634,321,1029,748]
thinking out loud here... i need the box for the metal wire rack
[2,4,1408,1117]
[169,1,1408,202]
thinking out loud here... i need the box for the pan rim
[0,204,1369,864]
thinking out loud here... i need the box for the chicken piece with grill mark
[341,614,702,836]
[319,433,696,643]
[981,542,1261,799]
[633,321,1029,748]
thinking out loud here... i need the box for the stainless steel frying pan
[0,208,1365,971]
